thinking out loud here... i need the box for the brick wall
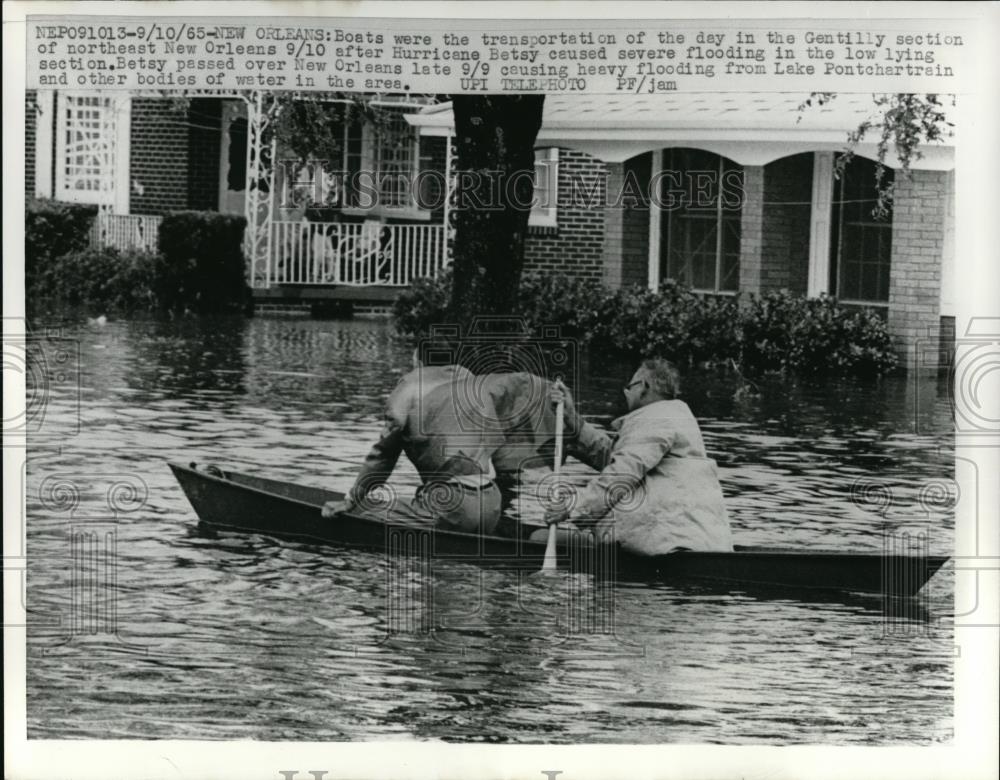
[26,90,37,201]
[738,165,765,294]
[130,98,191,215]
[187,98,222,212]
[601,153,651,289]
[130,98,225,215]
[939,315,956,370]
[419,135,448,222]
[761,153,812,295]
[888,168,948,371]
[523,149,607,281]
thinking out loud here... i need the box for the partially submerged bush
[393,272,900,376]
[158,211,248,311]
[29,247,158,312]
[392,267,453,337]
[515,273,611,340]
[599,281,742,366]
[26,199,98,279]
[741,292,898,376]
[27,210,251,314]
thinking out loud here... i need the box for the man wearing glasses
[544,358,733,554]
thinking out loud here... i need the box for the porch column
[738,165,765,295]
[888,169,948,371]
[443,132,453,268]
[807,152,835,296]
[112,96,131,215]
[647,150,663,290]
[243,91,276,289]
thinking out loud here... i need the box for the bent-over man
[322,360,503,534]
[546,358,733,554]
[322,363,609,536]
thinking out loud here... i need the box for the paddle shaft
[542,400,564,572]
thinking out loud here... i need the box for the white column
[113,96,131,215]
[243,94,259,286]
[647,149,663,290]
[807,151,835,297]
[34,91,54,198]
[443,132,453,269]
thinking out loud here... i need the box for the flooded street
[25,313,954,743]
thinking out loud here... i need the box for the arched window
[829,156,893,303]
[659,148,744,293]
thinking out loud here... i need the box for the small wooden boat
[168,462,948,598]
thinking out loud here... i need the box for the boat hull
[168,462,948,598]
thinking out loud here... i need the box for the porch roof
[407,93,955,169]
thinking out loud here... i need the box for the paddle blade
[541,523,559,572]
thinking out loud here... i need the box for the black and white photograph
[4,3,998,779]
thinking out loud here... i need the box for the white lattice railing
[90,213,162,253]
[268,221,448,287]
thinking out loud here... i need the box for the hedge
[157,211,249,311]
[26,208,250,314]
[28,247,158,312]
[393,271,899,376]
[26,199,98,278]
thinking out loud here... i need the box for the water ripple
[25,314,953,744]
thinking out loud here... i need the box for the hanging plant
[799,92,954,218]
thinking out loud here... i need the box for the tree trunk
[449,95,545,329]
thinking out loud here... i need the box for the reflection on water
[25,313,954,743]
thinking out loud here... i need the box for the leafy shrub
[515,273,612,339]
[158,211,248,312]
[28,247,159,312]
[640,282,743,366]
[393,273,899,376]
[741,292,898,376]
[25,199,98,280]
[392,267,453,336]
[596,285,660,355]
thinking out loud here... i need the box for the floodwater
[23,313,954,743]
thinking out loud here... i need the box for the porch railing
[269,221,448,286]
[90,213,162,253]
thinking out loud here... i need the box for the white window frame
[530,147,559,228]
[829,155,893,306]
[54,92,130,213]
[659,149,742,294]
[341,107,426,219]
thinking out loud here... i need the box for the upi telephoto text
[28,20,965,93]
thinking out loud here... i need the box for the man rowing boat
[544,358,734,554]
[321,355,605,535]
[321,358,505,533]
[471,370,609,519]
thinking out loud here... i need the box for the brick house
[411,95,955,371]
[26,90,954,368]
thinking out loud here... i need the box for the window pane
[720,213,742,291]
[59,95,113,203]
[375,110,418,208]
[661,149,743,292]
[831,157,893,302]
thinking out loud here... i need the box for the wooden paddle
[541,398,564,573]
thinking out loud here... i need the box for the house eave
[406,96,956,169]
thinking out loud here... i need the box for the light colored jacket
[351,365,500,502]
[571,399,733,555]
[478,372,607,474]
